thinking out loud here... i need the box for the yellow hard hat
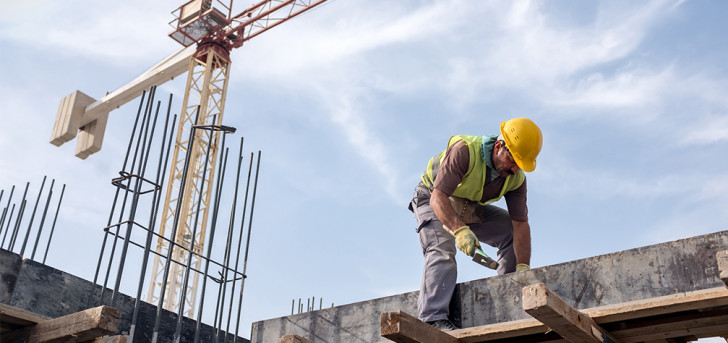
[500,118,543,172]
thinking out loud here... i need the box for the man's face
[493,141,520,176]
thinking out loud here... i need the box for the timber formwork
[252,230,728,343]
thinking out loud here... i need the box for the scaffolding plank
[278,334,316,343]
[522,283,620,343]
[87,335,128,343]
[0,303,51,335]
[380,311,458,343]
[456,287,728,342]
[613,313,728,342]
[5,305,119,343]
[454,318,547,343]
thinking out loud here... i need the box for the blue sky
[1,0,727,340]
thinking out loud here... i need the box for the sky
[1,0,728,341]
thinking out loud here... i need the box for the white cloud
[681,114,728,145]
[0,0,180,65]
[314,84,404,202]
[549,66,673,111]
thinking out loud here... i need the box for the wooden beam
[585,287,728,323]
[717,250,728,287]
[522,283,620,343]
[0,303,51,335]
[613,313,728,342]
[456,287,728,343]
[278,334,316,343]
[380,311,459,343]
[86,335,127,343]
[6,306,119,343]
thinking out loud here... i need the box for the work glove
[515,263,531,272]
[451,225,478,257]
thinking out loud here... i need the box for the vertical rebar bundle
[89,88,262,343]
[0,177,66,263]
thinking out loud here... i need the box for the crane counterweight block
[51,90,110,159]
[50,90,95,146]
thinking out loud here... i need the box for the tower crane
[50,0,328,317]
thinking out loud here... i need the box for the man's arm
[430,188,465,234]
[512,220,531,265]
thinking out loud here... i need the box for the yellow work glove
[452,225,478,257]
[516,263,531,272]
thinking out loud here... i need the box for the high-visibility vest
[421,135,525,205]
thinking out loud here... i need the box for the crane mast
[147,44,231,316]
[146,0,329,317]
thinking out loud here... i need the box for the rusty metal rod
[20,176,47,256]
[151,107,201,343]
[194,138,232,343]
[43,184,65,264]
[233,150,262,341]
[31,179,55,260]
[129,95,176,343]
[89,89,147,307]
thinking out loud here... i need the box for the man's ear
[494,140,503,151]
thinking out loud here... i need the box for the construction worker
[408,117,543,331]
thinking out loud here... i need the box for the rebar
[151,107,201,343]
[1,204,16,247]
[20,176,47,256]
[174,124,226,343]
[43,184,65,264]
[90,89,148,308]
[194,140,231,343]
[0,185,14,239]
[101,86,158,305]
[110,96,162,307]
[232,150,261,340]
[8,183,29,251]
[31,179,55,260]
[129,96,176,343]
[220,139,247,342]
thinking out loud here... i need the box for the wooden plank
[0,303,51,335]
[455,318,548,343]
[614,313,728,342]
[523,283,620,343]
[585,287,728,323]
[86,335,128,343]
[0,303,51,324]
[278,334,316,343]
[6,306,119,343]
[717,250,728,287]
[380,311,458,343]
[455,287,728,342]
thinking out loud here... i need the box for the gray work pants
[409,185,516,322]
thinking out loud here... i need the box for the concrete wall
[250,230,728,343]
[0,249,249,343]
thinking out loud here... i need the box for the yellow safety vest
[421,135,525,205]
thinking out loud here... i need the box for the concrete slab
[250,230,728,343]
[0,249,22,304]
[0,250,249,343]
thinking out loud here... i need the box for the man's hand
[516,263,530,272]
[452,226,478,256]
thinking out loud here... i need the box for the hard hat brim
[514,156,536,172]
